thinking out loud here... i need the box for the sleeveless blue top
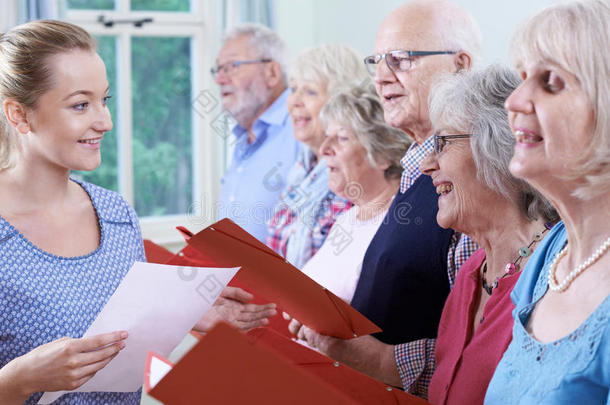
[0,179,145,404]
[351,175,455,344]
[485,222,610,404]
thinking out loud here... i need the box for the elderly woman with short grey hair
[294,65,557,404]
[295,82,411,303]
[267,44,369,268]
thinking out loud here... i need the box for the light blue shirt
[217,89,301,242]
[485,222,610,404]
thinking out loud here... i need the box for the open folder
[144,218,381,339]
[144,323,430,405]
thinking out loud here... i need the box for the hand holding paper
[38,261,239,404]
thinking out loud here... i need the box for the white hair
[429,65,558,223]
[289,44,369,96]
[222,23,288,83]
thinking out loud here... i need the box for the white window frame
[65,0,225,249]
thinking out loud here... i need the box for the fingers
[65,351,121,390]
[234,317,269,331]
[238,302,277,314]
[288,318,303,336]
[220,286,253,303]
[72,331,128,353]
[231,307,277,330]
[79,340,126,366]
[282,312,292,321]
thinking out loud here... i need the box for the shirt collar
[399,136,434,193]
[232,88,290,138]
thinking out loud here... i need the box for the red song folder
[144,323,430,405]
[143,218,381,339]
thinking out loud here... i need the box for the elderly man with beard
[212,23,301,242]
[291,0,480,398]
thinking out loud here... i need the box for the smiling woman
[266,44,369,268]
[0,20,143,404]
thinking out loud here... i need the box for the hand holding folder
[144,323,430,405]
[144,218,381,339]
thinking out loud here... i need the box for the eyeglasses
[363,50,457,76]
[210,59,272,78]
[433,133,471,154]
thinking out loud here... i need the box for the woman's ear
[3,99,31,134]
[376,157,392,171]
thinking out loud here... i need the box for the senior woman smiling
[267,44,369,268]
[295,66,557,404]
[298,83,411,303]
[486,1,610,403]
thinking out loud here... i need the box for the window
[66,0,225,248]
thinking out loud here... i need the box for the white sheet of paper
[149,356,173,389]
[38,261,239,404]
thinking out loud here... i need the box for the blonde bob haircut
[510,0,610,199]
[0,20,96,170]
[289,44,369,96]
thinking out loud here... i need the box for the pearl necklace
[547,236,610,292]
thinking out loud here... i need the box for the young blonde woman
[0,20,141,404]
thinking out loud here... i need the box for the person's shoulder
[71,178,138,225]
[511,222,567,306]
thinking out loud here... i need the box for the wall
[275,0,557,67]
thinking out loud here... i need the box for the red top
[428,249,519,405]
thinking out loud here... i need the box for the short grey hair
[510,0,610,200]
[289,44,369,96]
[429,65,558,223]
[320,81,412,180]
[222,23,288,82]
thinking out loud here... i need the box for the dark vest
[351,174,455,344]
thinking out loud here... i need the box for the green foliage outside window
[74,36,119,192]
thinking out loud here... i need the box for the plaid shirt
[266,154,352,266]
[267,193,351,261]
[394,136,479,396]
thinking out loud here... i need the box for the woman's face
[23,49,112,172]
[505,60,595,186]
[420,130,490,232]
[286,78,328,154]
[320,121,386,203]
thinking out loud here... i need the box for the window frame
[65,0,225,249]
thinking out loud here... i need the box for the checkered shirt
[267,192,351,262]
[395,339,437,399]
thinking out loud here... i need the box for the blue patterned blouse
[485,222,610,404]
[0,178,145,404]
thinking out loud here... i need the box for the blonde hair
[0,20,96,170]
[289,44,369,96]
[510,0,610,199]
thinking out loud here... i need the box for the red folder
[144,323,430,405]
[143,218,381,339]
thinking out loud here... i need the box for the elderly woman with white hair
[294,65,557,405]
[486,1,610,403]
[296,83,411,303]
[267,44,369,268]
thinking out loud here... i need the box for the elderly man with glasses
[212,23,300,243]
[292,0,480,399]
